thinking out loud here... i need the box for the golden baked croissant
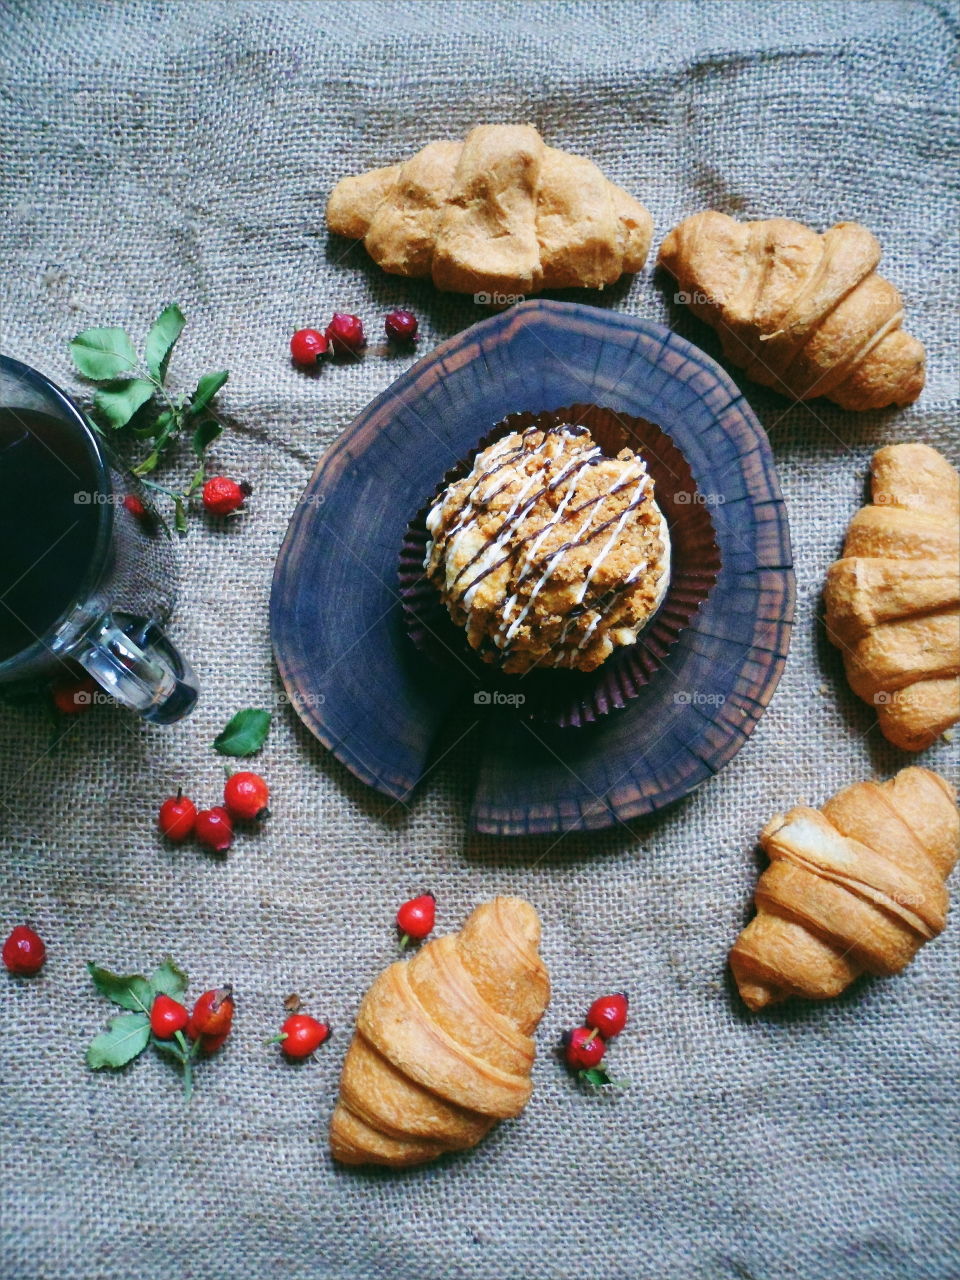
[329,896,550,1167]
[823,443,960,751]
[658,212,925,410]
[730,767,958,1011]
[326,124,653,296]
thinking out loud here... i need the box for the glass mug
[0,354,198,723]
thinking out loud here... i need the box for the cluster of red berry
[6,902,630,1095]
[263,893,435,1060]
[562,992,629,1087]
[289,309,419,368]
[262,891,435,1061]
[83,958,235,1098]
[121,478,250,524]
[152,985,235,1055]
[3,924,331,1074]
[158,772,270,855]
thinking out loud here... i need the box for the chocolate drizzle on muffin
[424,424,670,673]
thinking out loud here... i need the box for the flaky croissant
[326,124,653,296]
[330,896,550,1168]
[824,443,960,751]
[730,767,958,1011]
[658,212,925,410]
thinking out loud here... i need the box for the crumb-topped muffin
[423,424,670,673]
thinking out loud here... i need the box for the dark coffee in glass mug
[0,355,198,722]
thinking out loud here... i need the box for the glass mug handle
[73,614,199,724]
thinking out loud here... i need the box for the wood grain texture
[270,300,794,835]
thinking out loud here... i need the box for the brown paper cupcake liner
[399,404,721,728]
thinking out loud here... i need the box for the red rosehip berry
[158,788,197,842]
[384,309,418,343]
[2,925,46,976]
[197,1029,230,1055]
[223,771,270,821]
[122,494,147,521]
[187,985,234,1043]
[396,892,435,948]
[202,476,251,517]
[273,1013,330,1059]
[563,1026,605,1071]
[150,993,189,1039]
[194,807,233,853]
[51,676,98,715]
[586,992,629,1040]
[290,327,329,368]
[325,312,366,357]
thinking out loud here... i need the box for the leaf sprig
[70,306,228,533]
[85,957,218,1101]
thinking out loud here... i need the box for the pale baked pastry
[423,424,670,674]
[730,766,959,1011]
[326,124,653,296]
[329,897,550,1168]
[658,212,925,410]
[823,443,960,750]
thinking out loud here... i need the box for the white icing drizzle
[457,442,605,608]
[499,478,601,647]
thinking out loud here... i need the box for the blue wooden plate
[270,300,794,835]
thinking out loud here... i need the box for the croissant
[329,896,550,1168]
[658,212,925,410]
[823,443,960,751]
[730,766,958,1011]
[326,124,653,296]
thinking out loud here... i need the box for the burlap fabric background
[1,2,957,1277]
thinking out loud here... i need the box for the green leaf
[579,1066,628,1089]
[174,498,188,535]
[187,463,205,497]
[93,379,155,431]
[192,419,222,458]
[144,304,186,382]
[70,327,140,381]
[149,957,188,1000]
[213,708,272,757]
[188,370,228,417]
[131,409,176,445]
[132,450,160,477]
[87,962,154,1014]
[151,1035,186,1061]
[132,408,180,475]
[153,412,180,455]
[131,405,172,440]
[153,408,175,436]
[86,1012,151,1069]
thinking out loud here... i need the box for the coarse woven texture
[0,2,958,1278]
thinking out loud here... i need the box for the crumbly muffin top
[424,424,670,673]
